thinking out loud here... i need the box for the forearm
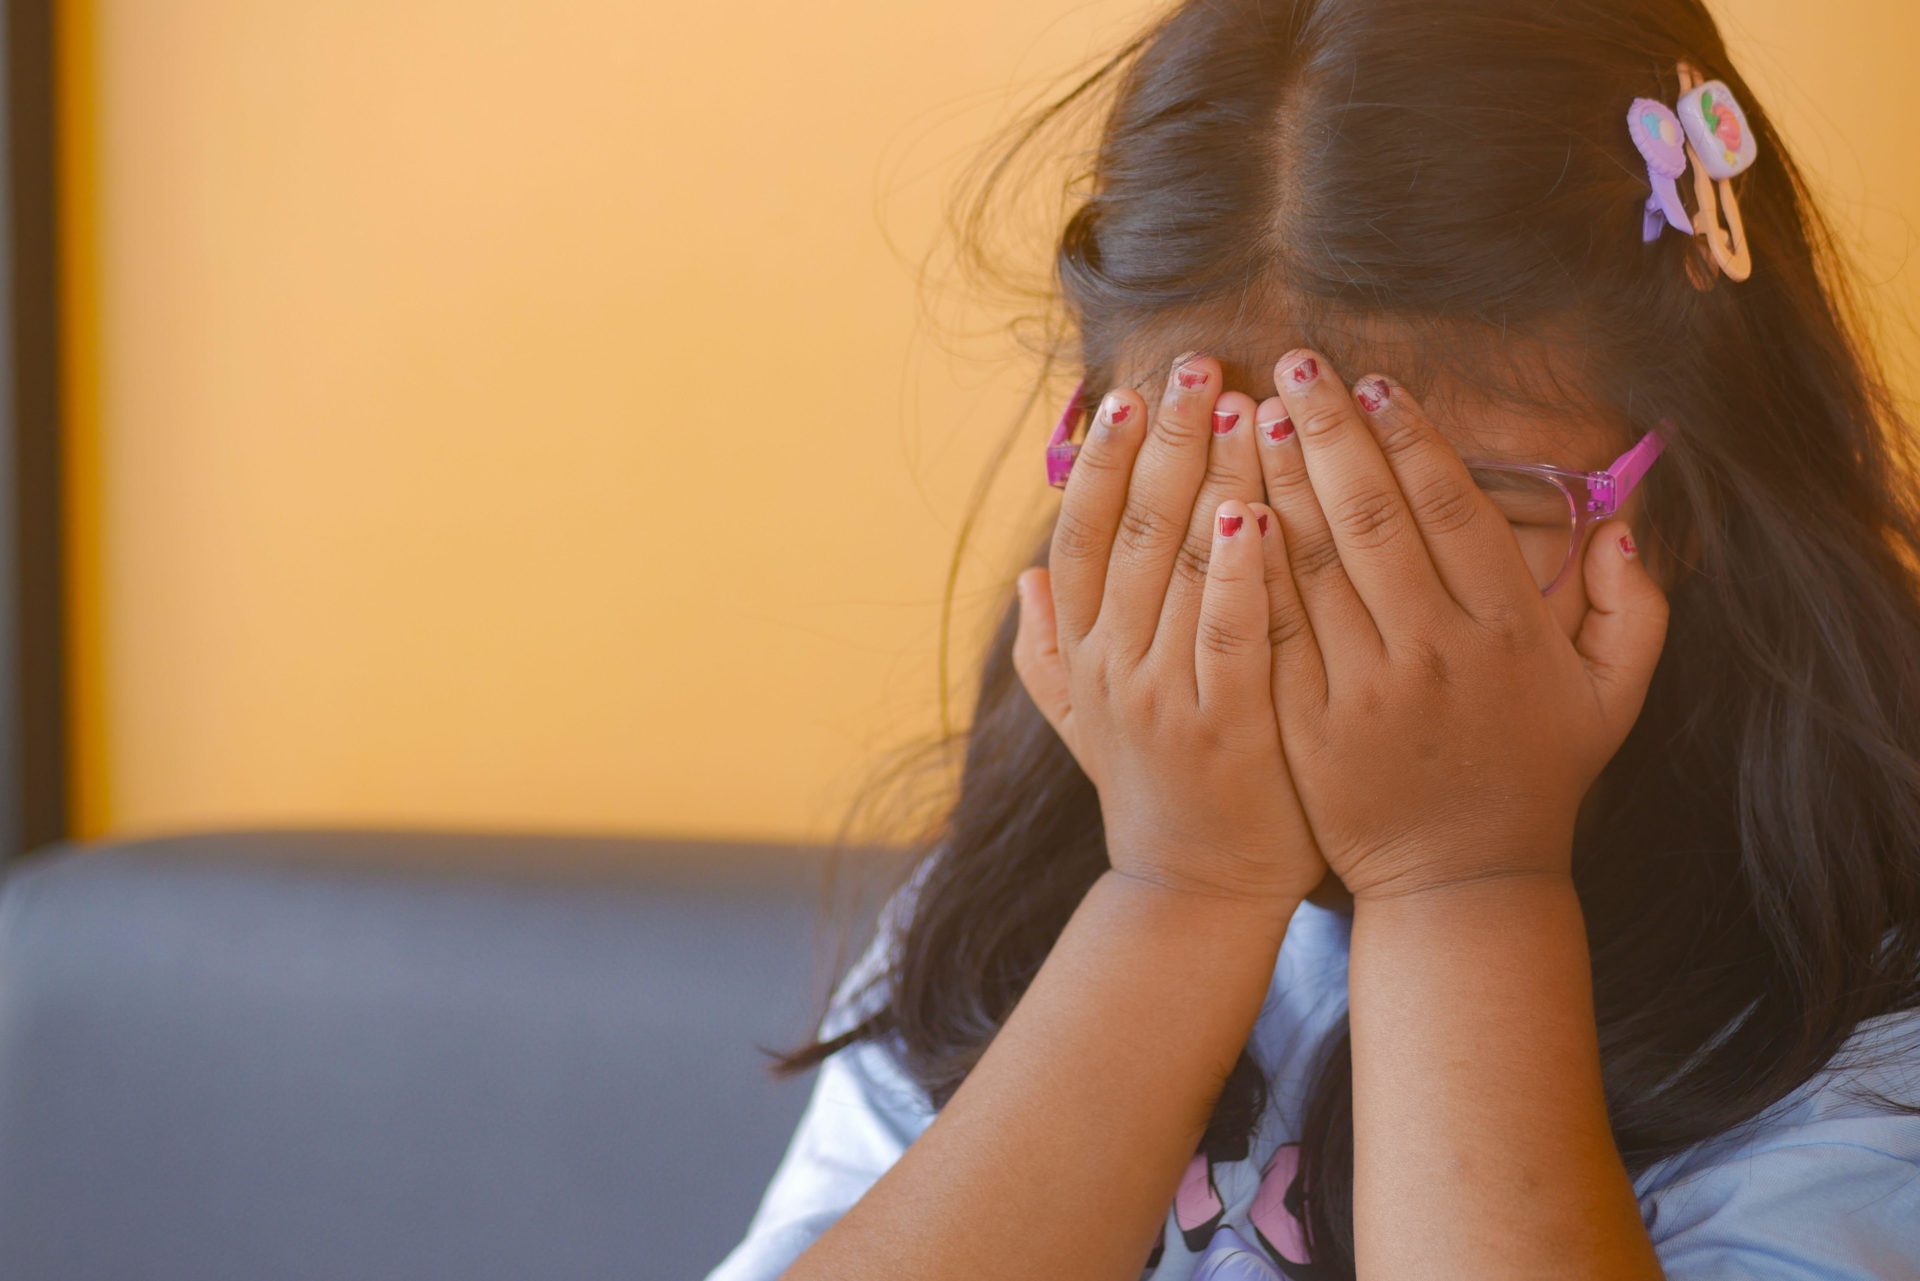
[785,867,1296,1281]
[1347,873,1662,1279]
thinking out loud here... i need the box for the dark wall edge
[2,0,69,862]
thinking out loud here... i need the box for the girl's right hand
[1011,351,1327,908]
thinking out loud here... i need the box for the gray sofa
[0,828,902,1281]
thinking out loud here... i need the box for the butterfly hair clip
[1629,60,1757,284]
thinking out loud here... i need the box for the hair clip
[1629,99,1692,242]
[1676,62,1754,282]
[1046,376,1089,488]
[1630,62,1756,284]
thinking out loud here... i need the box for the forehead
[1110,320,1632,472]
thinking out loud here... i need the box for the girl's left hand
[1255,349,1670,901]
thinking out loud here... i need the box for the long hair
[771,0,1920,1271]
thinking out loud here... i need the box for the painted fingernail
[1619,533,1639,559]
[1099,393,1132,428]
[1218,513,1244,538]
[1259,416,1295,444]
[1256,512,1270,535]
[1211,409,1240,435]
[1355,378,1390,413]
[1176,354,1211,391]
[1282,354,1319,388]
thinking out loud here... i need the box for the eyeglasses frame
[1046,376,1667,598]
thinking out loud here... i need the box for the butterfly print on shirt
[1141,1142,1336,1280]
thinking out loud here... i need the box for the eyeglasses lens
[1464,467,1578,594]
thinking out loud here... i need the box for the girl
[709,0,1920,1276]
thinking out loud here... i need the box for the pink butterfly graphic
[1141,1142,1331,1279]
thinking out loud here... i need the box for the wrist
[1349,864,1575,906]
[1098,865,1301,945]
[1351,866,1583,937]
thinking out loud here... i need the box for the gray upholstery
[0,829,900,1281]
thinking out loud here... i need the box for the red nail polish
[1619,533,1639,559]
[1177,361,1209,391]
[1356,379,1390,413]
[1262,417,1295,443]
[1211,410,1239,435]
[1287,356,1318,386]
[1108,401,1132,425]
[1218,514,1244,538]
[1256,513,1270,535]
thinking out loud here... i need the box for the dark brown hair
[771,0,1920,1271]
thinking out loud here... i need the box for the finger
[1573,522,1669,744]
[1011,569,1075,738]
[1100,351,1222,659]
[1049,386,1148,652]
[1274,349,1450,638]
[1194,500,1273,724]
[1351,375,1536,621]
[1148,386,1267,675]
[1255,393,1382,670]
[1249,500,1328,725]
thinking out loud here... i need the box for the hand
[1253,349,1669,900]
[1012,351,1327,907]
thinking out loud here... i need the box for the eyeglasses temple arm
[1598,424,1668,515]
[1046,378,1089,489]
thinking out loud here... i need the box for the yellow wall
[55,1,1920,845]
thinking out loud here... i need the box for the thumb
[1011,569,1074,738]
[1573,520,1669,741]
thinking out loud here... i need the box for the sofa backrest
[0,829,897,1281]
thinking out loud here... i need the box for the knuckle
[1293,401,1352,441]
[1196,612,1257,660]
[1172,530,1213,589]
[1151,403,1208,446]
[1191,712,1264,759]
[1267,600,1313,651]
[1402,635,1451,688]
[1332,486,1408,548]
[1070,432,1127,477]
[1290,533,1347,585]
[1405,473,1481,536]
[1085,652,1116,701]
[1370,409,1427,457]
[1116,501,1180,557]
[1480,605,1546,658]
[1264,459,1314,502]
[1200,452,1243,490]
[1125,667,1174,724]
[1051,506,1107,563]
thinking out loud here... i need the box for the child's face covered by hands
[1015,342,1670,908]
[1113,347,1668,639]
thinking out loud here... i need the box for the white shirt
[707,881,1920,1280]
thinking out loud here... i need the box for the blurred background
[0,2,1915,1279]
[34,0,1920,847]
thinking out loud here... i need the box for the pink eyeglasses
[1046,377,1666,597]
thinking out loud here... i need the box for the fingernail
[1176,353,1211,391]
[1099,393,1132,428]
[1355,378,1390,414]
[1211,409,1240,435]
[1619,533,1639,559]
[1218,514,1244,538]
[1259,415,1295,444]
[1281,354,1319,388]
[1256,512,1270,535]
